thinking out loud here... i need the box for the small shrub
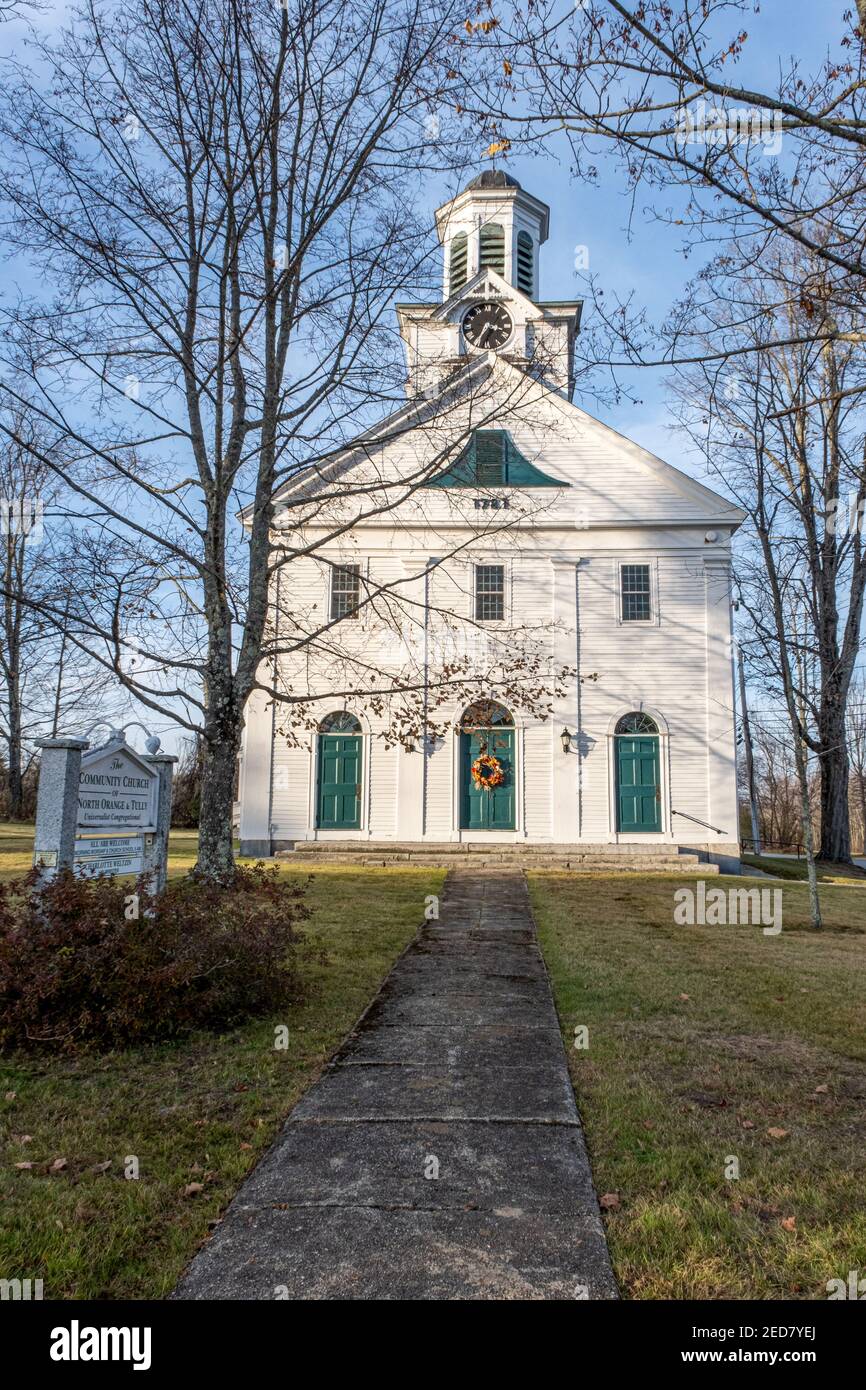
[0,863,308,1051]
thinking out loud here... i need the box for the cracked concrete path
[174,870,618,1301]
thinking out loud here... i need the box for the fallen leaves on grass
[766,1127,789,1140]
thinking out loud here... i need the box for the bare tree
[0,0,480,880]
[669,236,866,875]
[846,675,866,855]
[0,405,121,815]
[467,2,866,310]
[0,0,578,880]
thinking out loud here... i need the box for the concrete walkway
[174,870,617,1300]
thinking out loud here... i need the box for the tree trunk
[818,704,852,862]
[196,729,241,882]
[793,735,822,930]
[5,670,22,821]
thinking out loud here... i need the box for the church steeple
[434,170,550,302]
[395,169,579,401]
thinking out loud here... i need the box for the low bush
[0,863,308,1051]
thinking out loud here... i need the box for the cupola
[434,170,550,303]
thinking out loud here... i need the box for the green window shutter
[474,430,506,485]
[479,222,505,275]
[449,233,468,295]
[517,231,533,296]
[423,430,566,488]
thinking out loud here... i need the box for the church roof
[464,170,521,191]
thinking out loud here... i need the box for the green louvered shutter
[479,222,505,275]
[449,233,468,294]
[474,430,506,485]
[517,231,533,296]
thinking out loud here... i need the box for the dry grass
[0,845,443,1299]
[529,871,866,1299]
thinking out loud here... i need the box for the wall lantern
[560,727,572,754]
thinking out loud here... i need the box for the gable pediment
[431,267,541,325]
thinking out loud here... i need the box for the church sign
[77,743,158,831]
[33,734,176,892]
[73,832,149,879]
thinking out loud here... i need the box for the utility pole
[737,643,761,855]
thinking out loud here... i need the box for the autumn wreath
[470,753,505,790]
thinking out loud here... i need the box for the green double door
[459,729,515,831]
[616,734,661,832]
[317,734,362,829]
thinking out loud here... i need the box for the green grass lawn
[741,852,866,884]
[529,871,866,1299]
[0,826,443,1299]
[5,815,865,1302]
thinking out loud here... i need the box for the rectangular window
[620,563,651,622]
[330,563,361,620]
[475,564,505,621]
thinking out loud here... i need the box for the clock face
[462,301,513,350]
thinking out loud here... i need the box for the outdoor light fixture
[560,727,572,754]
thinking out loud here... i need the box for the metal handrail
[741,838,803,859]
[671,808,727,836]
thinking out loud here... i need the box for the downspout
[575,559,582,838]
[266,563,281,854]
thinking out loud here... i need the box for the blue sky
[458,2,841,475]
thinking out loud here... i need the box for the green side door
[616,734,661,832]
[317,734,362,830]
[460,729,515,830]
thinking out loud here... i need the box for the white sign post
[34,735,176,891]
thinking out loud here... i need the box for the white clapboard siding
[523,724,553,838]
[424,738,453,838]
[270,736,313,840]
[239,346,741,852]
[369,740,398,838]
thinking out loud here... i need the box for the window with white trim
[620,563,652,622]
[475,564,505,621]
[330,563,361,620]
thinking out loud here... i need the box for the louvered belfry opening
[517,230,533,295]
[449,232,468,294]
[474,430,506,485]
[479,222,505,275]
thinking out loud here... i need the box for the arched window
[449,232,468,294]
[517,231,533,295]
[615,712,658,735]
[479,222,505,275]
[459,699,513,730]
[319,711,362,734]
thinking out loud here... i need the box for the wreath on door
[470,753,505,790]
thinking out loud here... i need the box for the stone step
[286,840,711,857]
[280,850,720,873]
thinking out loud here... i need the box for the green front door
[460,728,515,830]
[317,734,362,829]
[616,734,661,832]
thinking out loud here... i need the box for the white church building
[238,171,744,871]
